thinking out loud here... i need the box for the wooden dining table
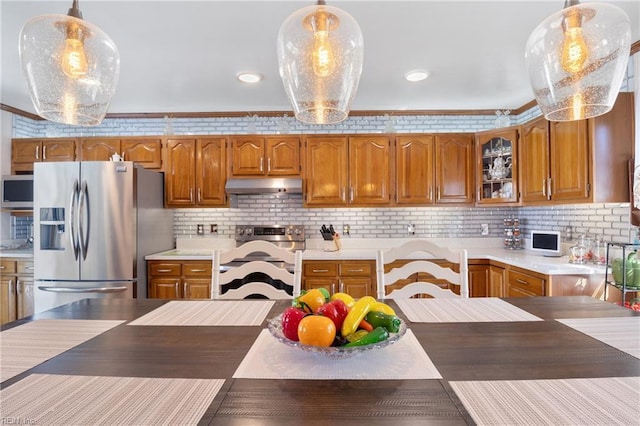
[1,296,639,425]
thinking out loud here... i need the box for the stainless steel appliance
[219,224,305,296]
[33,161,173,313]
[1,174,34,210]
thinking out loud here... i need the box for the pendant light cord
[67,0,83,19]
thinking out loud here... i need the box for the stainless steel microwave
[1,175,34,209]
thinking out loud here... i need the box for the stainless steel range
[234,224,305,255]
[219,224,305,297]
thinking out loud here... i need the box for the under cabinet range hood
[224,177,303,194]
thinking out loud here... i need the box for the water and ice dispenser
[39,207,65,250]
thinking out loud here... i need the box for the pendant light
[277,0,363,125]
[525,0,631,122]
[19,0,120,126]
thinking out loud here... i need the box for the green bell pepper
[365,311,401,333]
[343,327,389,347]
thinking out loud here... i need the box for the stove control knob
[246,228,253,235]
[294,228,303,235]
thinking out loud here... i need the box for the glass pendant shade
[19,14,120,126]
[277,2,363,124]
[525,2,631,122]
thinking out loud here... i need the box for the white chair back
[376,239,469,299]
[212,240,302,299]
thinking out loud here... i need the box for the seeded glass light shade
[19,14,120,126]
[277,2,363,124]
[525,2,631,122]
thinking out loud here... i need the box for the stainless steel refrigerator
[34,161,173,313]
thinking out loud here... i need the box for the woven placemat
[0,374,224,425]
[557,316,640,358]
[128,300,274,326]
[451,376,640,425]
[233,328,442,380]
[1,319,124,382]
[396,297,543,323]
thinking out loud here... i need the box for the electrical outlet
[210,224,218,234]
[343,224,350,236]
[481,223,489,235]
[196,224,205,235]
[408,223,416,235]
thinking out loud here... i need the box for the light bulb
[306,8,338,78]
[61,23,88,78]
[560,11,589,74]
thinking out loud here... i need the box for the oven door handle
[38,286,129,294]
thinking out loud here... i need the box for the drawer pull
[188,269,207,273]
[0,265,5,269]
[347,269,364,273]
[312,269,329,273]
[156,269,173,273]
[25,266,34,271]
[516,278,529,285]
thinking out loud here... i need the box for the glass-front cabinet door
[475,128,519,205]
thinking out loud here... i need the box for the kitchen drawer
[0,260,17,274]
[507,268,545,296]
[303,262,338,277]
[183,262,212,277]
[17,261,34,274]
[339,261,373,277]
[149,262,181,276]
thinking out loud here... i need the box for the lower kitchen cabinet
[489,264,506,297]
[506,266,546,297]
[302,260,375,299]
[468,263,489,297]
[0,258,34,325]
[147,261,212,299]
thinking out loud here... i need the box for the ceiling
[1,0,638,118]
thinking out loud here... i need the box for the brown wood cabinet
[11,138,76,173]
[79,137,162,169]
[475,128,519,205]
[489,264,506,297]
[147,260,212,299]
[304,135,391,207]
[506,266,546,297]
[229,136,300,176]
[520,92,634,205]
[395,134,474,205]
[0,258,34,325]
[302,260,376,299]
[165,137,227,207]
[469,263,489,297]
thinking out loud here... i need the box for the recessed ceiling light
[405,70,429,82]
[237,72,263,83]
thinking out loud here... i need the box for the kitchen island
[1,296,638,424]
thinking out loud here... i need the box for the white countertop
[0,248,34,259]
[145,237,607,276]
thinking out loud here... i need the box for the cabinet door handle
[121,151,125,161]
[342,187,346,201]
[547,179,552,199]
[331,283,336,294]
[197,188,202,202]
[429,187,433,201]
[260,157,264,172]
[43,145,47,160]
[16,279,22,292]
[516,278,529,285]
[267,158,271,172]
[542,179,546,197]
[190,188,193,202]
[8,279,14,294]
[183,282,188,297]
[35,146,39,160]
[156,269,173,273]
[312,269,329,273]
[339,282,344,293]
[436,187,441,200]
[350,187,354,202]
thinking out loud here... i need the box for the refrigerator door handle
[69,179,80,260]
[38,286,129,294]
[78,180,90,260]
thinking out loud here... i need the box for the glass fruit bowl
[267,314,407,359]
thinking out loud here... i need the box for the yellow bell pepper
[371,301,396,316]
[341,296,376,337]
[330,292,355,308]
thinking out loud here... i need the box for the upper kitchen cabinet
[395,134,474,205]
[11,138,76,174]
[475,128,519,205]
[79,137,162,169]
[165,137,227,207]
[304,135,391,207]
[229,136,300,176]
[520,92,634,205]
[434,134,474,204]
